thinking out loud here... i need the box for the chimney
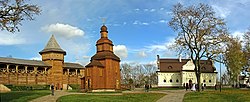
[179,54,182,62]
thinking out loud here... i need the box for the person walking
[185,83,189,91]
[145,84,149,92]
[51,84,55,96]
[201,83,204,91]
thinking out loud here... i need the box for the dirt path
[156,89,189,102]
[29,90,85,102]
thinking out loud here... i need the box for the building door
[80,77,85,89]
[189,80,192,89]
[88,79,90,89]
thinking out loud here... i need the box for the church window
[176,79,179,83]
[99,69,103,76]
[203,80,206,82]
[163,79,166,83]
[170,79,172,83]
[87,69,90,76]
[209,80,212,83]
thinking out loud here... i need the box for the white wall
[158,72,182,87]
[201,73,217,86]
[182,71,197,85]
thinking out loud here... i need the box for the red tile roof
[159,59,216,73]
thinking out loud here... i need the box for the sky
[1,0,250,76]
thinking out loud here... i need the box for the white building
[157,55,217,87]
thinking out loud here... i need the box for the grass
[0,90,50,102]
[184,89,250,102]
[57,93,165,102]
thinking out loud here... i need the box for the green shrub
[4,84,50,91]
[68,84,80,90]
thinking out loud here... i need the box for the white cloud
[142,22,149,25]
[82,56,90,59]
[0,33,26,45]
[146,44,168,52]
[133,20,139,25]
[150,9,156,12]
[212,5,231,18]
[30,56,42,60]
[232,31,244,40]
[144,9,149,12]
[134,8,140,11]
[138,51,147,57]
[133,20,150,26]
[159,19,167,23]
[42,23,84,38]
[114,45,128,59]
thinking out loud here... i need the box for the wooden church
[83,25,121,92]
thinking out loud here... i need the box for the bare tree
[221,72,230,85]
[169,3,229,91]
[142,64,157,85]
[120,63,132,85]
[0,0,41,33]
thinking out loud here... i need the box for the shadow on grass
[183,88,250,102]
[0,90,50,102]
[57,93,165,102]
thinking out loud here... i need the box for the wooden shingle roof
[63,62,84,69]
[85,60,104,68]
[91,51,120,61]
[39,35,66,55]
[0,57,50,67]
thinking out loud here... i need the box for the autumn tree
[224,37,246,86]
[0,0,41,33]
[169,3,229,91]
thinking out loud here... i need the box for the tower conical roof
[39,35,66,55]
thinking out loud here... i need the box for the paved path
[123,88,189,102]
[156,90,189,102]
[29,90,85,102]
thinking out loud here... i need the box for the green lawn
[0,90,50,102]
[57,93,165,102]
[184,89,250,102]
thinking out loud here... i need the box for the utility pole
[220,55,222,92]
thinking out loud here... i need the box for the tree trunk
[196,73,201,92]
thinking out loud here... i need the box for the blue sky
[1,0,250,75]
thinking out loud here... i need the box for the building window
[170,79,172,83]
[176,79,179,83]
[209,80,212,83]
[203,80,206,82]
[168,66,173,69]
[99,69,103,76]
[163,79,166,83]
